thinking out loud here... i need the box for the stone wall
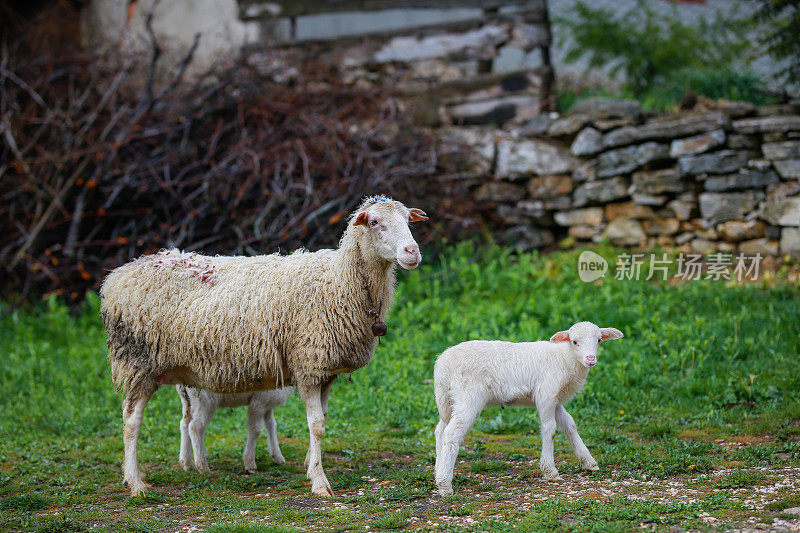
[440,98,800,257]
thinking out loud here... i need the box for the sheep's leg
[434,418,447,477]
[243,405,263,473]
[435,406,479,496]
[537,403,561,481]
[305,377,335,469]
[300,384,332,496]
[178,387,193,471]
[188,406,214,474]
[263,409,286,465]
[122,387,156,496]
[555,404,597,471]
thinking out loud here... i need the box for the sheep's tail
[433,355,452,424]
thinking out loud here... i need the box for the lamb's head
[352,195,427,270]
[550,321,623,368]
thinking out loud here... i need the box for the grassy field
[1,244,799,532]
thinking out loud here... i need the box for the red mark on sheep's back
[136,251,218,286]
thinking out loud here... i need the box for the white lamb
[177,385,294,474]
[433,321,623,496]
[100,196,427,496]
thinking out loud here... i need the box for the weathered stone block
[739,238,779,256]
[605,202,656,220]
[632,193,668,206]
[554,207,603,227]
[603,218,646,246]
[631,168,685,195]
[496,138,579,178]
[448,95,539,126]
[703,169,779,192]
[698,191,763,224]
[759,195,800,226]
[500,226,554,251]
[570,127,603,156]
[439,127,495,174]
[669,129,726,158]
[762,141,800,160]
[780,227,800,256]
[568,225,601,240]
[677,150,754,176]
[602,111,730,149]
[527,174,573,198]
[666,199,695,220]
[716,220,766,242]
[573,177,629,207]
[773,159,800,179]
[733,115,800,134]
[728,134,759,150]
[475,181,524,202]
[373,25,508,63]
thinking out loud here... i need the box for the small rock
[699,191,764,224]
[781,507,800,517]
[728,134,759,150]
[670,129,726,158]
[690,238,715,254]
[759,195,800,226]
[500,226,554,251]
[573,177,629,207]
[602,111,730,149]
[632,193,668,206]
[572,161,597,182]
[667,199,695,220]
[762,141,800,160]
[496,138,580,178]
[605,202,656,220]
[631,168,686,195]
[704,169,779,192]
[773,159,800,179]
[717,220,766,242]
[547,114,590,138]
[733,115,800,134]
[554,207,603,226]
[739,238,779,256]
[571,127,603,156]
[569,225,601,240]
[568,97,643,122]
[781,227,800,256]
[643,217,680,236]
[677,150,754,176]
[527,175,573,198]
[603,218,646,246]
[521,113,554,136]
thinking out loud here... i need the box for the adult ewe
[101,196,427,496]
[433,321,623,496]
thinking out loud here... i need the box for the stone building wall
[440,98,800,257]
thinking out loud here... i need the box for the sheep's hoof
[244,467,257,475]
[179,461,191,472]
[435,483,453,497]
[543,472,562,482]
[311,478,333,497]
[583,461,599,471]
[196,465,211,475]
[127,480,151,497]
[272,454,286,465]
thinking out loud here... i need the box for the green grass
[1,244,799,532]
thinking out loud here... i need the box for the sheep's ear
[409,208,428,222]
[550,330,570,342]
[353,212,368,226]
[600,327,624,341]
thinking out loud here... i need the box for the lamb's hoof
[196,465,211,475]
[435,483,453,497]
[127,480,151,497]
[543,472,562,482]
[244,467,257,475]
[583,461,599,472]
[311,478,333,497]
[272,455,286,465]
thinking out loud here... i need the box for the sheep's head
[550,321,623,368]
[352,195,427,270]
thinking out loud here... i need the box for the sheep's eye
[572,340,577,345]
[369,219,379,227]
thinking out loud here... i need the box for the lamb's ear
[409,208,428,222]
[600,327,624,341]
[550,330,570,342]
[353,212,368,226]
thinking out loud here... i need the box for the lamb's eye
[369,220,379,227]
[572,340,577,345]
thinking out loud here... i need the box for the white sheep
[433,321,623,496]
[176,385,294,474]
[100,196,427,496]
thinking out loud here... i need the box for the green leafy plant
[556,0,765,107]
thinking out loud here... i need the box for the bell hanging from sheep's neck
[369,309,387,337]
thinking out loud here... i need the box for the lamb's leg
[188,406,214,474]
[555,404,597,471]
[243,405,263,473]
[263,409,286,465]
[537,402,561,481]
[306,377,335,469]
[435,406,479,496]
[122,386,156,496]
[177,386,192,471]
[300,384,332,496]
